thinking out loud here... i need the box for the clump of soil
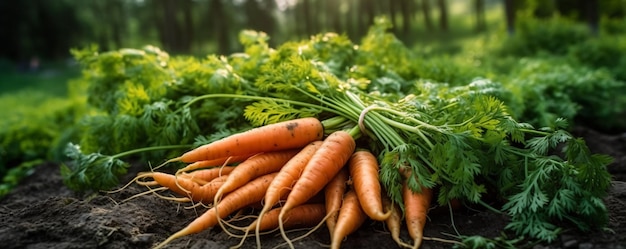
[1,126,625,249]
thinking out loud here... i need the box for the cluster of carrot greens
[62,18,612,248]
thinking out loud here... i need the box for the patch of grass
[0,59,80,97]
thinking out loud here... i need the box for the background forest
[1,0,625,60]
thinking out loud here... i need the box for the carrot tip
[153,156,183,171]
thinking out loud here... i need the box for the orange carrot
[348,150,391,221]
[324,167,349,237]
[174,117,324,163]
[177,154,253,173]
[213,149,300,204]
[279,130,356,249]
[330,190,368,249]
[382,194,411,248]
[402,178,433,249]
[232,204,326,249]
[153,172,278,249]
[147,172,226,203]
[148,172,201,197]
[250,204,326,233]
[254,141,323,248]
[179,166,236,185]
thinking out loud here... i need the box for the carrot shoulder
[178,117,324,163]
[349,150,391,221]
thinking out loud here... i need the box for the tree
[244,0,276,36]
[209,0,230,54]
[399,0,413,38]
[504,0,516,35]
[300,0,313,36]
[437,0,448,32]
[326,0,342,33]
[420,0,435,31]
[475,0,486,32]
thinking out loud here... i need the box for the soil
[1,126,625,249]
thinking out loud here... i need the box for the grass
[0,59,80,98]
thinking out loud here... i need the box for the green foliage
[498,16,592,56]
[0,90,83,192]
[568,35,626,81]
[0,159,44,197]
[499,58,626,131]
[61,143,128,192]
[62,34,282,191]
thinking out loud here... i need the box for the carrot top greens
[62,18,612,245]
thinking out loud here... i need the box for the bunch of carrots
[125,117,444,249]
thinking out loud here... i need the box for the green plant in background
[497,14,592,57]
[568,35,626,81]
[0,89,84,196]
[498,58,626,132]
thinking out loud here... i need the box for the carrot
[348,150,391,221]
[382,194,412,248]
[330,189,368,249]
[179,166,236,185]
[231,204,327,249]
[213,149,300,204]
[402,178,433,249]
[252,204,326,233]
[146,172,201,197]
[324,167,349,237]
[147,172,227,203]
[153,172,278,249]
[279,130,356,249]
[171,117,324,163]
[254,141,323,248]
[177,154,253,173]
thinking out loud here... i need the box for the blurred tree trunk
[245,0,276,35]
[209,0,230,54]
[420,0,434,31]
[475,0,486,32]
[586,0,599,35]
[360,0,376,36]
[346,0,358,39]
[101,0,126,49]
[389,0,398,33]
[504,0,515,35]
[300,0,313,36]
[181,0,193,53]
[326,0,342,32]
[399,0,413,39]
[437,0,448,32]
[156,0,184,53]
